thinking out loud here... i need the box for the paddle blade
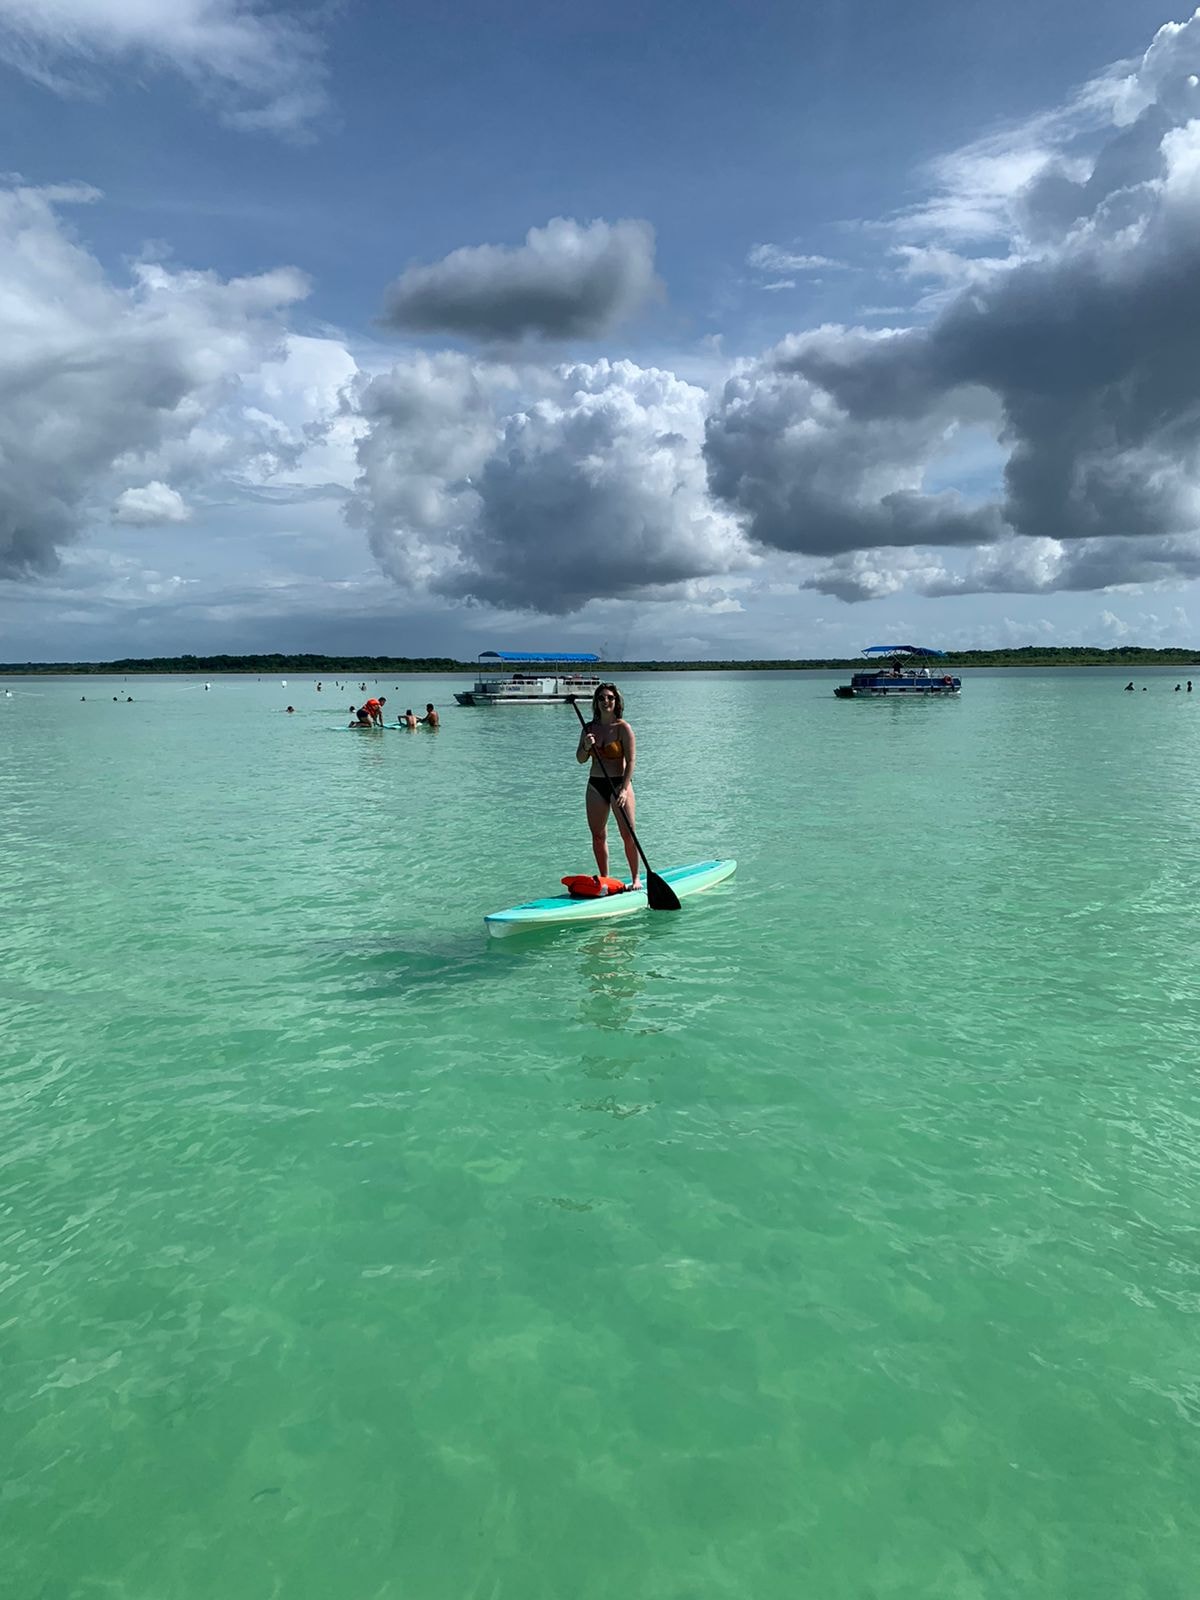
[646,871,682,912]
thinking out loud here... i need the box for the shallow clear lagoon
[5,666,1200,1598]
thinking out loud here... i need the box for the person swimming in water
[574,682,640,890]
[417,703,440,727]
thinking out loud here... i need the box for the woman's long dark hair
[592,682,624,718]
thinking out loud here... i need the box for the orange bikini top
[591,724,622,760]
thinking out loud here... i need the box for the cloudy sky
[2,0,1199,660]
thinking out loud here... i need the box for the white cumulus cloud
[348,355,752,612]
[0,180,350,580]
[112,481,190,526]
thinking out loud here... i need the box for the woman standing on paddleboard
[575,683,641,889]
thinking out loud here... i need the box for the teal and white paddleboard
[484,859,736,938]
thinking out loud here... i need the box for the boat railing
[852,671,960,687]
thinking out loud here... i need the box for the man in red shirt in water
[358,695,386,726]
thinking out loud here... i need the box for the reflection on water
[575,923,647,1038]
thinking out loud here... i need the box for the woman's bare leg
[586,783,610,876]
[614,786,640,884]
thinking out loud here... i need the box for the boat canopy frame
[476,650,601,665]
[861,644,946,659]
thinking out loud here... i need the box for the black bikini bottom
[588,774,619,804]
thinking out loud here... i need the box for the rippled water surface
[5,668,1200,1599]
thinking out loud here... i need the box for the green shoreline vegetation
[2,646,1200,675]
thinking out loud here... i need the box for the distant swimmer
[316,682,322,692]
[81,696,86,702]
[417,703,440,727]
[126,696,133,703]
[1176,684,1182,692]
[1125,682,1134,691]
[286,705,295,713]
[403,708,418,728]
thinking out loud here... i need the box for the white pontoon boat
[454,651,603,706]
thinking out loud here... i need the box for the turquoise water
[4,668,1200,1599]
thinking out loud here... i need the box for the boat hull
[836,677,960,698]
[456,672,601,706]
[457,692,586,705]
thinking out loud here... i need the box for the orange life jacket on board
[561,875,629,899]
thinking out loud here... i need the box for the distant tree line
[616,647,1200,669]
[2,646,1199,674]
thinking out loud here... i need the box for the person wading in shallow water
[574,682,641,890]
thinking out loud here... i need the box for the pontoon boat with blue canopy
[455,651,603,706]
[835,645,961,698]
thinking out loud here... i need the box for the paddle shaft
[569,698,680,910]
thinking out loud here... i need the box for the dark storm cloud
[705,347,1005,559]
[706,14,1200,597]
[379,218,660,342]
